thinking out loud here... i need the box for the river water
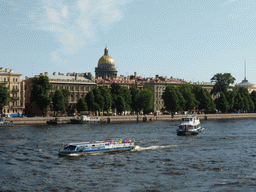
[1,118,256,191]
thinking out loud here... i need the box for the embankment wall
[8,113,256,125]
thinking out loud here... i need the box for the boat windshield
[64,145,76,151]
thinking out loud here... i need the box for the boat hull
[58,146,135,156]
[177,130,200,136]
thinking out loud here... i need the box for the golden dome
[98,47,115,65]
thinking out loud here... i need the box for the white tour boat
[69,115,104,124]
[58,139,135,156]
[177,116,204,136]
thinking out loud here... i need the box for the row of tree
[162,84,215,114]
[76,84,154,115]
[28,76,155,116]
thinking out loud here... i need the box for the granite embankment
[7,113,256,125]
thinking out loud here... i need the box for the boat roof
[68,141,104,146]
[182,116,198,119]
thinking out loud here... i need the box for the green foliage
[99,86,112,112]
[61,89,71,113]
[225,91,236,110]
[30,76,53,116]
[215,92,229,113]
[111,83,132,113]
[234,92,244,111]
[76,98,88,113]
[238,87,254,112]
[93,87,104,111]
[52,90,65,116]
[162,85,185,113]
[116,95,126,114]
[192,85,215,112]
[250,91,256,112]
[138,88,154,114]
[210,73,236,95]
[0,85,10,115]
[85,91,96,111]
[130,84,140,113]
[179,84,199,111]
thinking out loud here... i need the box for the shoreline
[6,113,256,125]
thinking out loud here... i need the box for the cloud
[31,0,126,62]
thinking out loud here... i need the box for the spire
[104,47,108,55]
[244,59,246,80]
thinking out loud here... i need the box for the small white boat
[0,117,14,127]
[177,116,204,136]
[58,139,135,156]
[69,115,104,124]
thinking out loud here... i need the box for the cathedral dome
[98,47,115,65]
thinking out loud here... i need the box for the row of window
[0,77,18,82]
[3,109,19,113]
[49,94,85,102]
[155,100,164,104]
[53,85,90,92]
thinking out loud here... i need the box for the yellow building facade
[0,67,25,115]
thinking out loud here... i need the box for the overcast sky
[1,0,256,84]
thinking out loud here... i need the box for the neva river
[1,119,256,191]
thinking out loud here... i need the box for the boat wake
[134,145,179,151]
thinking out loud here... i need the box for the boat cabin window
[65,145,76,150]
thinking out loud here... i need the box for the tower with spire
[235,59,256,93]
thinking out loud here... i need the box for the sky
[1,0,256,85]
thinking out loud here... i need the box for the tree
[238,87,254,112]
[76,98,88,113]
[120,86,132,111]
[138,88,154,114]
[85,91,95,111]
[52,90,65,116]
[99,86,112,113]
[225,90,236,110]
[93,87,104,112]
[234,92,244,111]
[250,91,256,112]
[210,73,236,95]
[215,92,229,113]
[30,76,53,116]
[192,85,215,112]
[61,89,71,114]
[0,85,10,116]
[116,95,126,115]
[179,84,199,111]
[110,83,132,114]
[130,84,140,113]
[162,85,185,115]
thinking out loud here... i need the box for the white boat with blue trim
[177,116,204,136]
[58,139,135,156]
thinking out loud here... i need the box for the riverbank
[6,113,256,125]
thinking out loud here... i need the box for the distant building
[25,72,96,116]
[95,47,117,79]
[235,60,256,93]
[0,67,25,115]
[235,77,256,93]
